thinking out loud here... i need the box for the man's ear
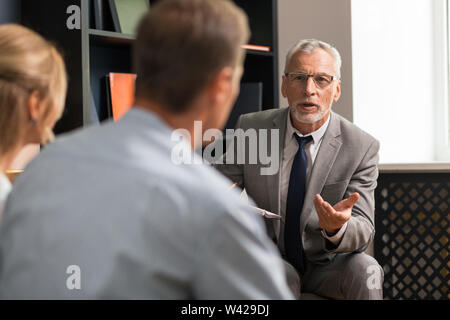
[209,66,234,105]
[333,80,341,102]
[28,91,42,123]
[281,75,288,98]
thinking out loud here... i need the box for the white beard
[291,105,330,124]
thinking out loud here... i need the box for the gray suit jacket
[215,107,380,265]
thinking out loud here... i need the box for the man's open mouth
[299,103,318,109]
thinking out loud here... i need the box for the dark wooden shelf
[89,29,134,47]
[89,29,134,39]
[245,50,274,57]
[89,29,274,56]
[12,0,279,133]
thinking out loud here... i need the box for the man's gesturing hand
[313,193,360,236]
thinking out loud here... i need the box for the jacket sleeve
[324,138,380,253]
[213,116,245,189]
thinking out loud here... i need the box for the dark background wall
[278,0,353,122]
[0,0,21,24]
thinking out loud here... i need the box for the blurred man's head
[134,0,250,132]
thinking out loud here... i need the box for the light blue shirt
[0,107,293,299]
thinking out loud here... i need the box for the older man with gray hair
[215,38,384,300]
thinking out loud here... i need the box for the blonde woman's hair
[0,24,67,156]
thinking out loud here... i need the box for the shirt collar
[123,106,174,134]
[285,109,331,146]
[0,172,12,203]
[124,105,195,154]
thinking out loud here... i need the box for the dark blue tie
[285,134,312,275]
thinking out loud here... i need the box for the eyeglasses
[284,72,339,89]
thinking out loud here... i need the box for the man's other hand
[313,193,359,235]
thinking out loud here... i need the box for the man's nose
[304,76,316,96]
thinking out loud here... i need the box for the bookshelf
[4,0,279,135]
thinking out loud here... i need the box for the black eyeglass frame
[284,72,340,88]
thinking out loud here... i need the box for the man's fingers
[343,192,359,208]
[314,194,335,217]
[314,194,325,213]
[324,201,336,215]
[349,192,360,204]
[315,201,329,224]
[314,194,323,205]
[337,192,360,210]
[314,195,329,221]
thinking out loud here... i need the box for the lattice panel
[375,173,449,300]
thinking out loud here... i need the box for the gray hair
[284,39,342,78]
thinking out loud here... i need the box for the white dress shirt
[0,173,12,219]
[280,110,347,248]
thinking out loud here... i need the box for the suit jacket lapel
[300,112,342,233]
[265,107,289,242]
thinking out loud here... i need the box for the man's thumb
[348,192,360,205]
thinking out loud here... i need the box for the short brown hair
[134,0,249,112]
[0,24,67,155]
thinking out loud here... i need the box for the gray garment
[214,108,383,299]
[215,108,380,262]
[280,110,347,249]
[284,253,384,299]
[0,107,293,300]
[302,253,384,300]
